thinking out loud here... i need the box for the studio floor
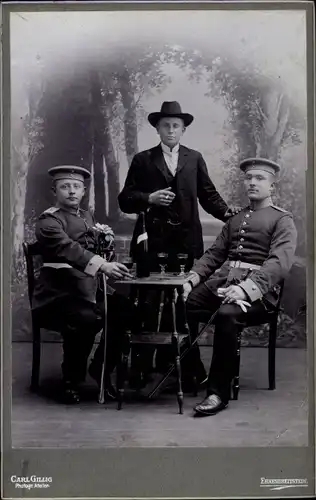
[11,342,308,448]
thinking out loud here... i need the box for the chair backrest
[22,241,42,306]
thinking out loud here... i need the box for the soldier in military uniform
[32,165,133,404]
[182,158,297,416]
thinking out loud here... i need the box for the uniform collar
[57,204,81,215]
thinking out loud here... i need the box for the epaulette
[270,205,288,213]
[43,207,60,214]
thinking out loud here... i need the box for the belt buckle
[235,260,241,268]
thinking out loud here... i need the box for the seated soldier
[182,158,297,416]
[32,165,133,404]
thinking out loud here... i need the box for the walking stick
[147,306,221,399]
[98,273,108,404]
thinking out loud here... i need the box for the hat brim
[48,165,91,180]
[148,112,194,127]
[240,158,280,175]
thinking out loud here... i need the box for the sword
[98,273,108,404]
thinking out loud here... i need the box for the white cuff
[84,255,105,277]
[239,278,263,302]
[187,271,200,287]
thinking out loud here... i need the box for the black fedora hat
[148,101,194,127]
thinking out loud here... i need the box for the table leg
[157,290,165,333]
[171,288,183,414]
[117,330,131,410]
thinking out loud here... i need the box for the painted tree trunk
[102,106,121,222]
[90,71,107,222]
[11,137,29,270]
[119,68,139,165]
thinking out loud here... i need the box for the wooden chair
[23,241,110,402]
[145,280,285,401]
[22,241,47,391]
[232,280,285,400]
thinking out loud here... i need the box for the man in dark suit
[118,101,238,387]
[118,101,236,271]
[183,158,297,416]
[32,165,133,403]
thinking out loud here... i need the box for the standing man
[118,101,238,386]
[118,101,236,271]
[32,165,133,404]
[182,158,297,416]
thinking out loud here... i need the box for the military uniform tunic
[33,206,106,310]
[189,205,297,306]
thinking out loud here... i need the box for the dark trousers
[186,283,270,403]
[36,293,132,385]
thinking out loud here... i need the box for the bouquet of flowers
[93,223,115,261]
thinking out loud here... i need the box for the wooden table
[114,272,191,414]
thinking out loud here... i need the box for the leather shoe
[194,394,228,416]
[88,364,117,400]
[61,381,80,404]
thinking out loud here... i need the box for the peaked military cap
[48,165,91,182]
[240,157,281,176]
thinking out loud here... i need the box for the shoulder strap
[270,204,288,213]
[43,206,60,214]
[40,206,67,232]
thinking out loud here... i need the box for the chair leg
[30,322,41,392]
[117,331,131,410]
[268,317,278,390]
[232,332,241,400]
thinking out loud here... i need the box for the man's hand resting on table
[100,262,133,280]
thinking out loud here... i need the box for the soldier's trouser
[36,293,132,385]
[186,283,269,403]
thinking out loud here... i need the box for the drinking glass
[177,253,188,276]
[157,252,168,275]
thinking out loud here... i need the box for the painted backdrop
[10,9,307,345]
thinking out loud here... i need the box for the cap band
[243,165,277,176]
[52,172,85,182]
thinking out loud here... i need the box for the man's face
[243,168,274,201]
[157,117,185,148]
[54,178,85,208]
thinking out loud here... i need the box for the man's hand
[100,262,133,280]
[217,285,247,303]
[182,282,193,301]
[148,187,175,206]
[224,206,242,219]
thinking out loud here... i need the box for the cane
[147,306,221,399]
[98,273,108,404]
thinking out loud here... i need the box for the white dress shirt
[161,142,180,176]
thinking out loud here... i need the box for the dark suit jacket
[118,144,228,260]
